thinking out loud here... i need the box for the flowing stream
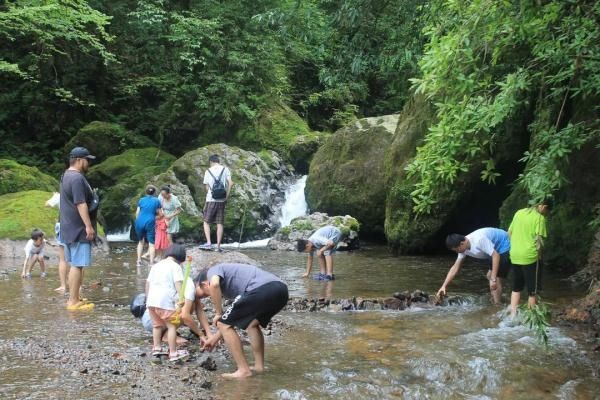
[0,245,598,399]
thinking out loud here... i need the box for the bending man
[197,263,288,378]
[437,227,511,304]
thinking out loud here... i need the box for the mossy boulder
[89,148,176,232]
[236,103,325,171]
[64,121,155,162]
[305,114,400,239]
[0,159,59,196]
[384,95,530,253]
[0,190,58,239]
[158,143,294,241]
[268,212,360,251]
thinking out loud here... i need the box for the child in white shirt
[145,244,189,362]
[22,229,46,278]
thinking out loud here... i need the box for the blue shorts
[135,218,156,244]
[64,242,92,267]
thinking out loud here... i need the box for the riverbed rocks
[267,212,360,251]
[305,114,399,238]
[285,290,467,312]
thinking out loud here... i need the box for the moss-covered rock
[0,190,58,239]
[268,212,360,251]
[89,148,176,232]
[236,103,325,171]
[64,121,155,162]
[162,143,294,241]
[305,114,399,239]
[87,148,175,188]
[0,159,59,196]
[384,95,530,253]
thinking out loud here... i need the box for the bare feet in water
[221,369,252,379]
[54,286,66,293]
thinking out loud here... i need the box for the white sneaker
[40,272,47,278]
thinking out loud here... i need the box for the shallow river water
[0,244,598,399]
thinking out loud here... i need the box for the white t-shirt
[203,165,231,202]
[184,279,195,302]
[24,239,45,258]
[456,230,496,261]
[146,258,184,310]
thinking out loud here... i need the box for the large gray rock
[305,114,399,239]
[152,144,294,241]
[268,212,360,251]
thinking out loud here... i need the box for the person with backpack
[199,154,233,252]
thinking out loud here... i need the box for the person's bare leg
[148,244,156,264]
[38,257,46,275]
[166,322,178,354]
[325,254,334,276]
[203,221,212,245]
[216,224,224,248]
[492,277,503,305]
[218,322,252,378]
[152,326,163,350]
[510,291,521,317]
[167,233,173,245]
[67,267,83,306]
[246,319,265,372]
[55,246,68,292]
[528,294,537,308]
[137,240,144,263]
[317,254,326,275]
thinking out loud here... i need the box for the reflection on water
[0,244,598,399]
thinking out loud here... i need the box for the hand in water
[489,281,498,291]
[436,287,446,297]
[302,272,309,278]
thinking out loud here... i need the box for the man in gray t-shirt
[196,263,288,378]
[296,225,342,281]
[60,147,97,311]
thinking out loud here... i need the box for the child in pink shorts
[145,244,189,362]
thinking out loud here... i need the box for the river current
[0,244,598,399]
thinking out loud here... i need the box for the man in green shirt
[508,198,552,317]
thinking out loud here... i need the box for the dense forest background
[0,0,424,164]
[1,1,599,268]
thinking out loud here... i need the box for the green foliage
[519,298,552,348]
[291,219,314,232]
[0,159,59,195]
[407,0,600,214]
[0,0,115,165]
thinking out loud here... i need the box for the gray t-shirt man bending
[296,225,342,281]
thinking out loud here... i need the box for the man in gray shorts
[196,263,289,378]
[200,154,233,252]
[297,225,342,280]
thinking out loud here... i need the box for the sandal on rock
[151,346,169,357]
[169,349,189,362]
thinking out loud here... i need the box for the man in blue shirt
[297,225,342,281]
[437,227,511,305]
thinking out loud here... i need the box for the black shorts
[219,281,289,330]
[512,262,542,296]
[487,252,511,278]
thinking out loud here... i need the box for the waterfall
[223,175,308,249]
[106,226,131,242]
[278,175,308,227]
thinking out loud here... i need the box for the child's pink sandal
[169,349,189,362]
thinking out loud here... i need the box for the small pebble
[102,287,111,292]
